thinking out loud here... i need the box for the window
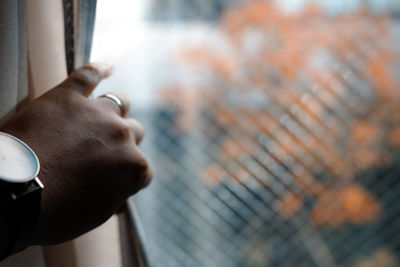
[91,1,400,266]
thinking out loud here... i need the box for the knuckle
[111,123,132,142]
[122,148,151,191]
[70,67,99,88]
[128,119,145,142]
[134,155,149,173]
[137,122,145,135]
[61,90,80,105]
[131,155,150,178]
[82,63,101,73]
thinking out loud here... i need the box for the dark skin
[0,63,152,256]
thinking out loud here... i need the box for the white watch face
[0,132,40,183]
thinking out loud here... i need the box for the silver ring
[99,93,124,113]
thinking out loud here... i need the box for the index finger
[59,62,114,97]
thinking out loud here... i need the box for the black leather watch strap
[8,177,43,255]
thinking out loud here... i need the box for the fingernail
[91,62,115,77]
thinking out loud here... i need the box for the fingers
[108,117,144,146]
[59,62,114,97]
[96,91,131,117]
[140,161,152,188]
[126,118,144,144]
[134,148,152,189]
[119,121,151,192]
[96,93,143,144]
[123,146,152,191]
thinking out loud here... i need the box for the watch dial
[0,133,39,183]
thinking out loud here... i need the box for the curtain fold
[63,0,97,74]
[0,0,20,124]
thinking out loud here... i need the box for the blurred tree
[158,0,400,231]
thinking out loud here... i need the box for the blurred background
[91,0,400,266]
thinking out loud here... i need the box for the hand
[0,63,152,246]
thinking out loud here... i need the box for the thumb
[58,62,114,97]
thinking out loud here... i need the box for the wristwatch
[0,132,44,257]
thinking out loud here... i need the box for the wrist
[0,132,44,258]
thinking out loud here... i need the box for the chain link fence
[106,1,400,266]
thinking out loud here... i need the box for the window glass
[91,1,400,266]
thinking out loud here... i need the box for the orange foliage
[220,138,255,160]
[350,120,380,146]
[388,125,400,148]
[312,184,381,227]
[202,165,222,184]
[159,0,399,227]
[278,192,303,219]
[350,147,388,170]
